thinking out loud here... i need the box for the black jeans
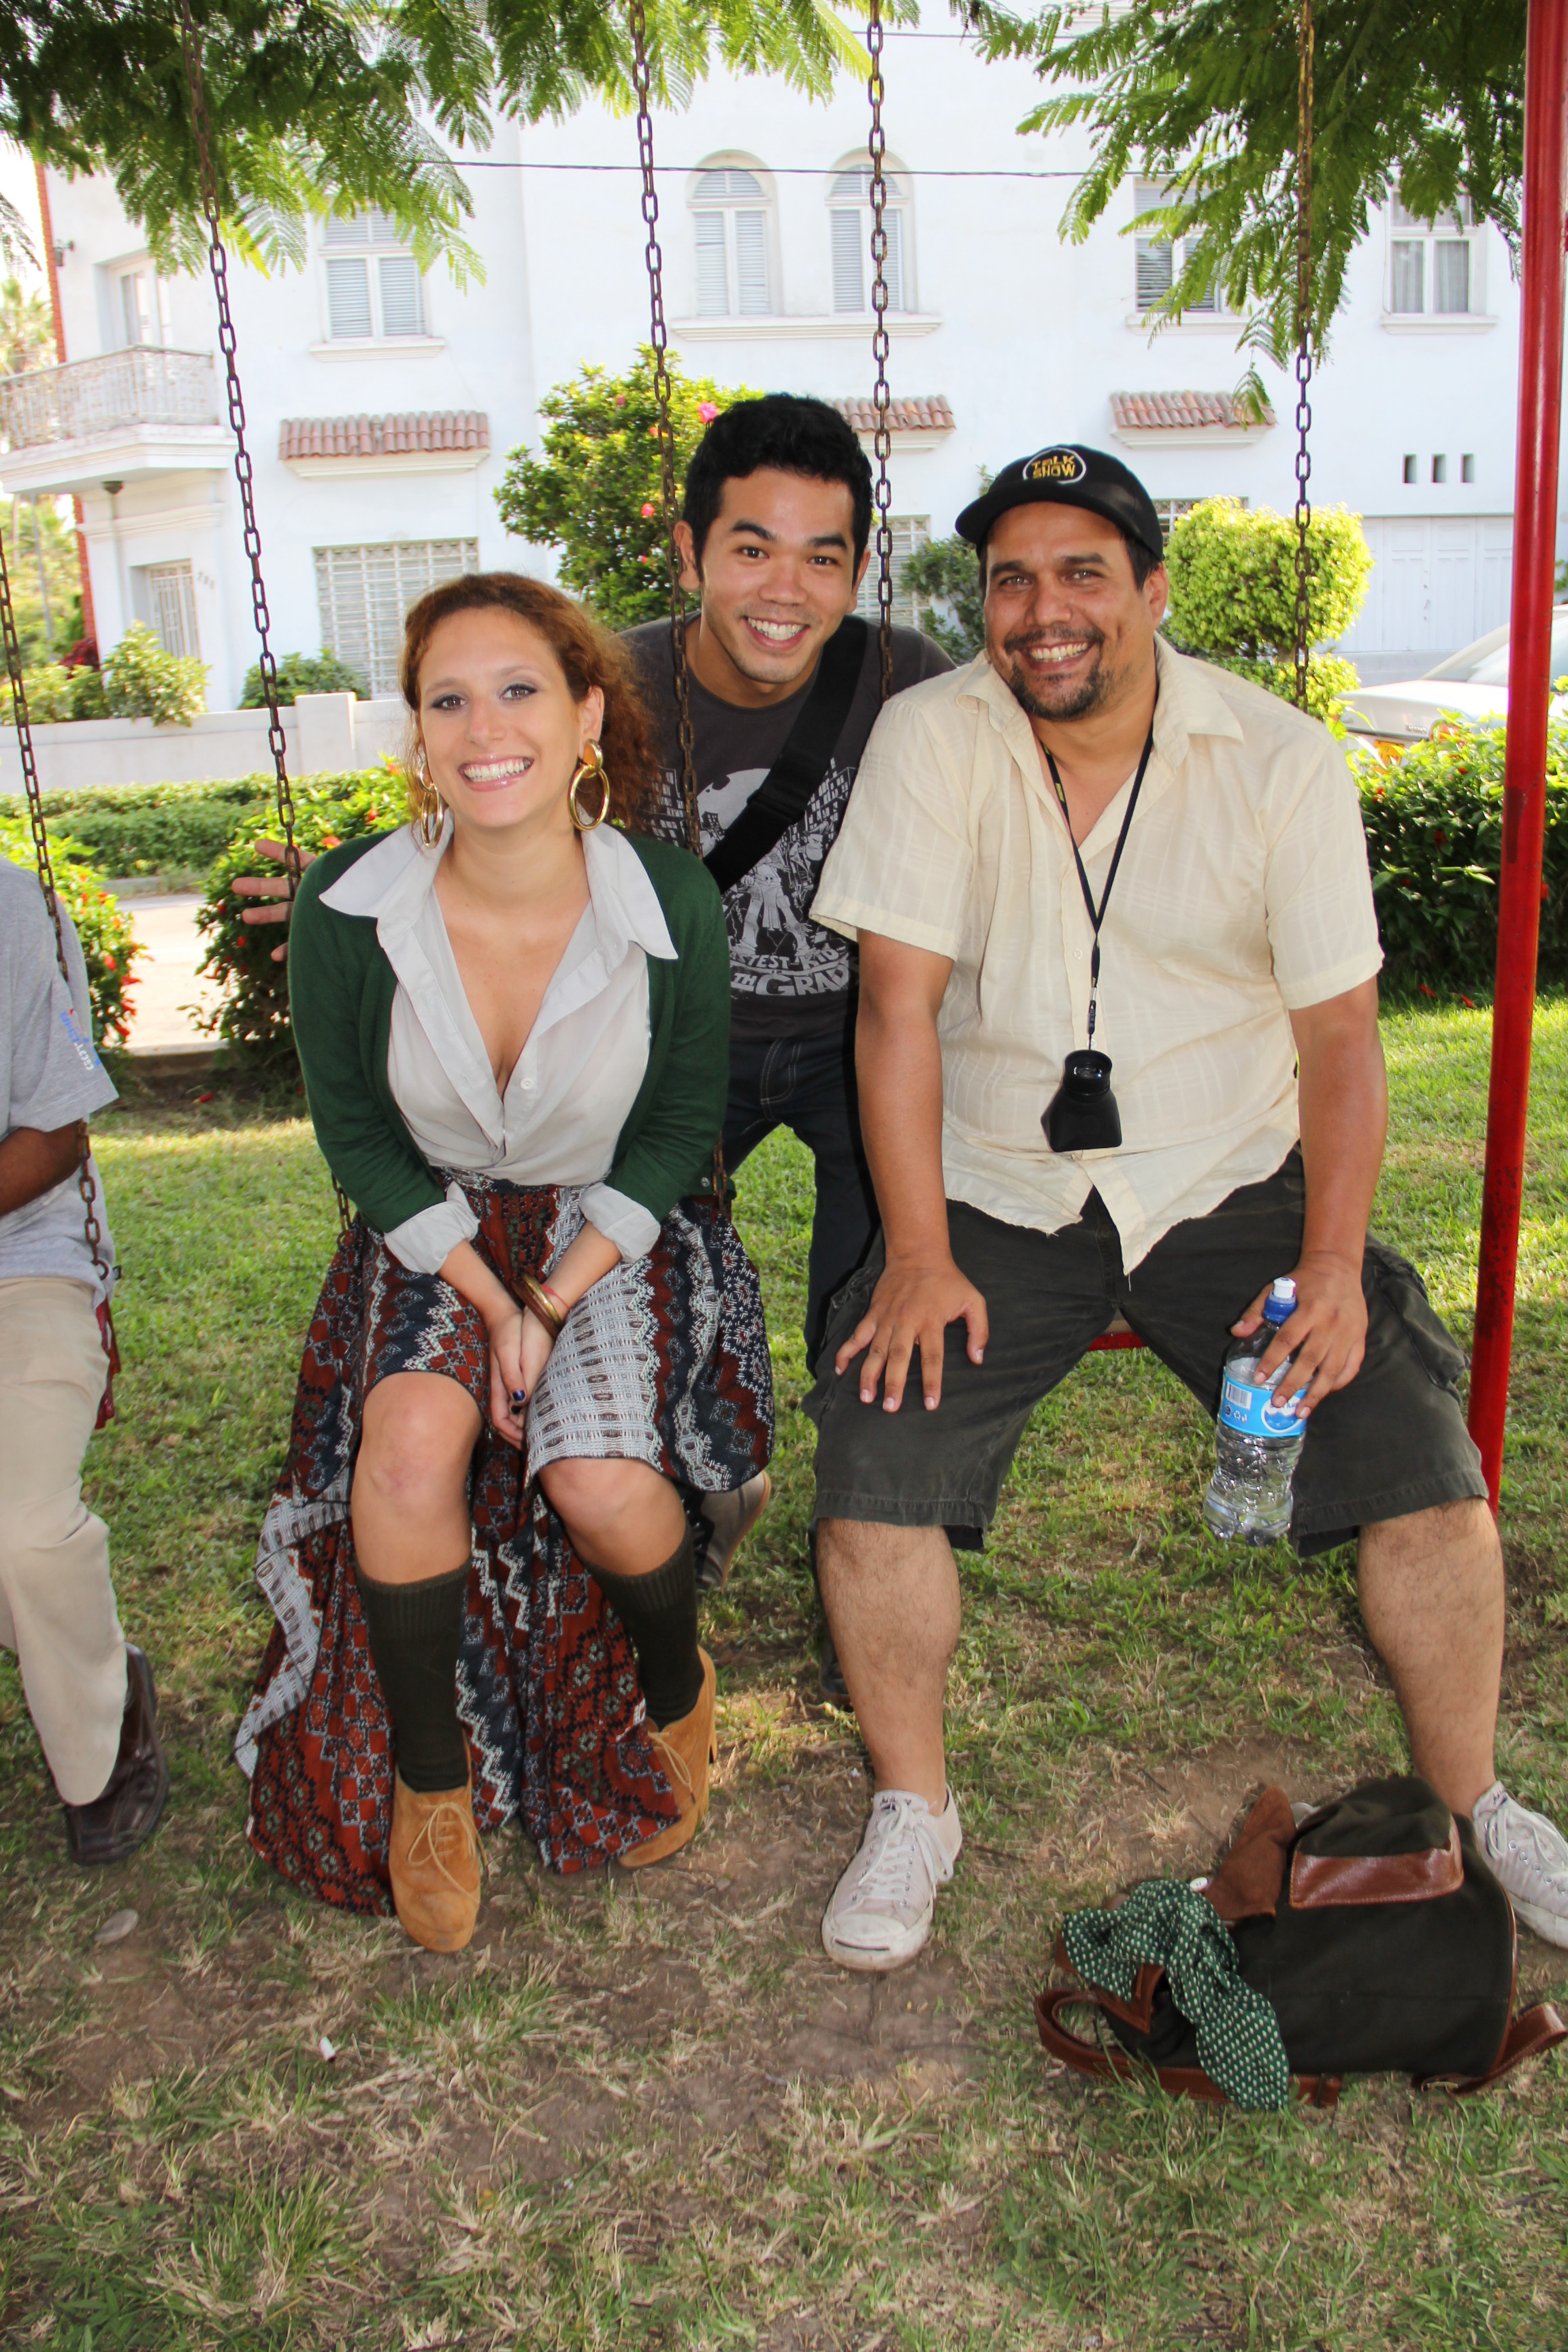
[724,1023,879,1365]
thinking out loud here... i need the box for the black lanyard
[1043,725,1155,1048]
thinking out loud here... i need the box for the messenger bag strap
[1414,2001,1567,2097]
[702,616,868,897]
[1032,1985,1342,2110]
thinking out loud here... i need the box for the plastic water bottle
[1203,1277,1306,1545]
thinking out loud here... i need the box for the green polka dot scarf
[1063,1878,1290,2110]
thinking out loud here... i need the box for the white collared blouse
[317,818,677,1275]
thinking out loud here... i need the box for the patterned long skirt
[236,1177,774,1912]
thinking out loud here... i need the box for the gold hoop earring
[414,749,444,847]
[568,741,610,832]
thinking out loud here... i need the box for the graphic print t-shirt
[624,617,951,1041]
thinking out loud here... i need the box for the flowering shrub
[1353,719,1567,997]
[495,350,761,628]
[1,823,142,1044]
[0,777,275,885]
[101,623,207,727]
[196,763,402,1058]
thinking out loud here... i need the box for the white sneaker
[1474,1782,1568,1948]
[821,1787,962,1973]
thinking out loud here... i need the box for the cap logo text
[1022,448,1088,485]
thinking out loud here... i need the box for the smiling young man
[625,397,951,1379]
[804,442,1568,1971]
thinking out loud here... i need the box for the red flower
[103,953,116,972]
[321,834,342,849]
[1433,829,1447,847]
[1419,983,1435,997]
[640,502,657,519]
[698,402,719,422]
[1460,996,1476,1008]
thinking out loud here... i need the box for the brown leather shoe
[389,1769,483,1952]
[622,1648,717,1869]
[63,1644,169,1868]
[694,1473,771,1594]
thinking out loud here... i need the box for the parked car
[1339,607,1568,746]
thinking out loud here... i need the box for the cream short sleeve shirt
[811,639,1383,1271]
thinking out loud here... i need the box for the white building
[6,31,1539,709]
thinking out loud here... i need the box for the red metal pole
[1468,0,1568,1509]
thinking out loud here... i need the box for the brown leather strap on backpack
[1414,2002,1567,2097]
[1033,1985,1341,2110]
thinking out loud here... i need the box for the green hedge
[1356,721,1567,998]
[197,766,404,1056]
[0,777,276,884]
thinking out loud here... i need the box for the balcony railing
[0,348,220,451]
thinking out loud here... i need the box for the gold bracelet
[519,1270,565,1341]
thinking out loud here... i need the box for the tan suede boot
[621,1648,717,1869]
[388,1768,483,1950]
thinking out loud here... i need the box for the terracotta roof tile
[830,395,956,436]
[278,410,490,460]
[1109,390,1275,431]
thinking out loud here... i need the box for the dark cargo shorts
[806,1149,1487,1558]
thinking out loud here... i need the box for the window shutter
[326,257,373,338]
[695,212,729,316]
[1390,241,1424,312]
[323,214,370,247]
[883,208,906,312]
[855,515,930,626]
[832,210,864,312]
[378,256,424,337]
[1434,240,1470,314]
[735,210,770,314]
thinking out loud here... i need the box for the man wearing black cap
[803,443,1567,1972]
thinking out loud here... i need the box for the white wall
[0,696,404,796]
[27,35,1559,698]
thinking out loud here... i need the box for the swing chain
[630,0,701,858]
[0,520,115,1328]
[179,2,351,1237]
[177,0,301,889]
[1292,0,1314,714]
[866,0,895,706]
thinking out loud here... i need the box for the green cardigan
[287,828,732,1237]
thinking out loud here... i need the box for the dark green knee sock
[589,1526,701,1729]
[354,1560,470,1793]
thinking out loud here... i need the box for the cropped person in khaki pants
[0,860,166,1864]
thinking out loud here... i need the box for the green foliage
[0,658,116,724]
[99,623,206,728]
[0,823,142,1045]
[0,495,83,668]
[239,649,371,707]
[1355,719,1568,998]
[9,0,891,282]
[973,0,1524,359]
[901,532,986,664]
[0,776,276,883]
[197,765,403,1059]
[495,350,763,627]
[1164,498,1371,722]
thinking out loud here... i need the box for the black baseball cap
[956,444,1165,564]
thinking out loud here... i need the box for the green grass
[1,1005,1565,2349]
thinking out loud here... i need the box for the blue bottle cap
[1262,1277,1297,1326]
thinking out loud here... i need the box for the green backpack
[1036,1777,1566,2108]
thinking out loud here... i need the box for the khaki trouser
[0,1276,127,1804]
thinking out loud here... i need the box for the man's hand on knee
[1233,1248,1368,1417]
[834,1252,987,1413]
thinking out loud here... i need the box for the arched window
[828,163,911,315]
[689,165,774,318]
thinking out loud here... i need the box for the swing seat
[1089,1313,1143,1353]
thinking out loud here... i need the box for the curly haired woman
[237,576,773,1949]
